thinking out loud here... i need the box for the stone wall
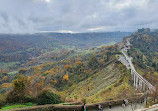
[10,95,145,111]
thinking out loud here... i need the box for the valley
[0,0,158,110]
[0,29,158,111]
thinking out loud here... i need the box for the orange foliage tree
[63,74,69,81]
[1,76,7,81]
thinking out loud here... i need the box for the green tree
[18,68,27,74]
[88,55,99,70]
[36,89,61,105]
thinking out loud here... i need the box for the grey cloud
[0,0,158,33]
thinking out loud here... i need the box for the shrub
[36,89,61,105]
[81,98,86,104]
[0,94,6,108]
[6,90,34,103]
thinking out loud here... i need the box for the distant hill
[0,32,131,70]
[0,32,131,53]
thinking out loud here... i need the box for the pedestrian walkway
[89,103,145,111]
[136,104,158,111]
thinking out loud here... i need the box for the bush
[0,94,6,108]
[81,98,86,104]
[36,89,61,105]
[6,90,34,103]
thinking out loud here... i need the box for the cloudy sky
[0,0,158,33]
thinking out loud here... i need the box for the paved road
[118,55,130,69]
[89,103,145,111]
[137,104,158,111]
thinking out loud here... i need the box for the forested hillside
[0,32,131,71]
[127,28,158,88]
[1,46,135,108]
[0,32,136,108]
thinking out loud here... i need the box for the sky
[0,0,158,33]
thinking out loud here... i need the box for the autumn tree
[6,75,32,103]
[18,68,27,74]
[63,74,69,81]
[146,71,151,79]
[99,59,104,67]
[64,64,72,72]
[75,61,84,73]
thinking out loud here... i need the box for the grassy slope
[60,61,133,103]
[65,63,120,96]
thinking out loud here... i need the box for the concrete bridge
[121,40,156,93]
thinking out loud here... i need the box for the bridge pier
[133,72,136,87]
[143,83,145,91]
[131,69,154,92]
[122,48,155,93]
[136,75,138,90]
[139,79,143,91]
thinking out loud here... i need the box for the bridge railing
[121,50,156,92]
[133,70,155,91]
